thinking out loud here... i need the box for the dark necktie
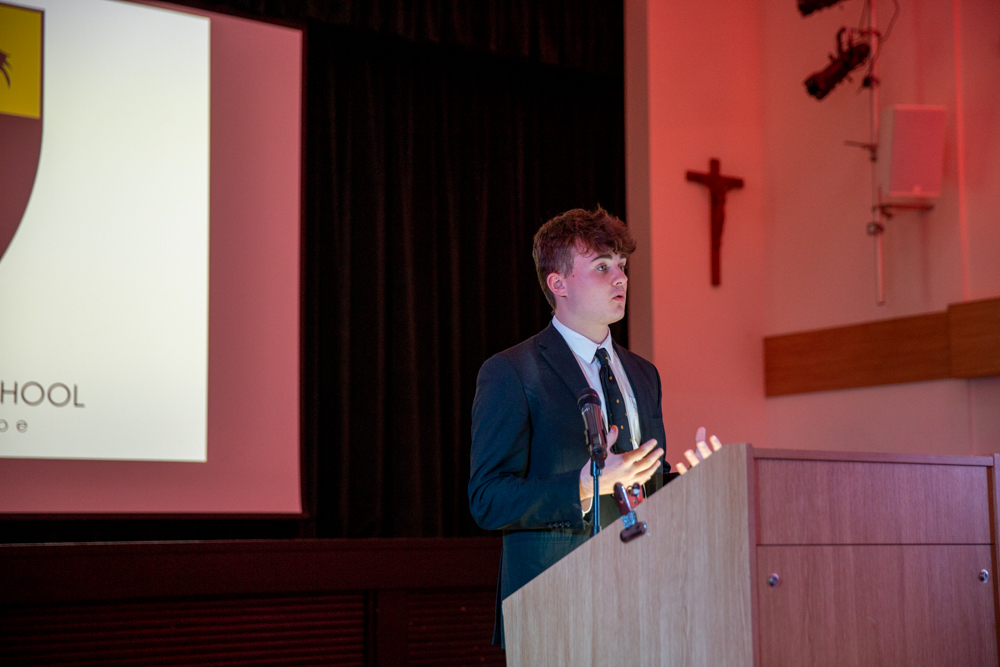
[595,348,633,454]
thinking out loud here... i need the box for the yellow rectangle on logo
[0,3,42,119]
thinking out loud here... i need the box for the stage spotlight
[798,0,848,16]
[805,28,870,100]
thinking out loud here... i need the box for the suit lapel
[538,325,653,433]
[537,323,591,400]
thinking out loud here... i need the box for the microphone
[577,388,607,469]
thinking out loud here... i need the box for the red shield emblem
[0,2,43,263]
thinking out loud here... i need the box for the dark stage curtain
[309,24,627,538]
[0,0,626,543]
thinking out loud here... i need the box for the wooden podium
[502,444,1000,666]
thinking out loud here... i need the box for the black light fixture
[798,0,848,16]
[804,28,870,100]
[798,0,903,305]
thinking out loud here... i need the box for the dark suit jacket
[468,323,668,644]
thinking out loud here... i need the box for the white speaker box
[879,105,947,198]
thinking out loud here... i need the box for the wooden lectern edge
[992,454,1000,655]
[752,446,993,467]
[744,443,762,667]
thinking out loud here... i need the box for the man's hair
[532,206,636,309]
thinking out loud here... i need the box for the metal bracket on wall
[878,202,934,219]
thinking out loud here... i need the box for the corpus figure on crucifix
[686,158,744,286]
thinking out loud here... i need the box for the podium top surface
[751,446,993,467]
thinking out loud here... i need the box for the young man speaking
[469,206,669,645]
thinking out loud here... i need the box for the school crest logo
[0,2,43,263]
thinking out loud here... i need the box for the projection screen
[0,0,303,514]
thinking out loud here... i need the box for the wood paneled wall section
[951,298,1000,378]
[0,538,504,667]
[1,593,369,665]
[765,297,1000,396]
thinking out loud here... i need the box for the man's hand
[579,425,663,501]
[674,426,723,474]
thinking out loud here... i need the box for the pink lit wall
[626,0,1000,460]
[758,0,1000,456]
[626,0,768,465]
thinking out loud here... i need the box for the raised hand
[579,425,663,500]
[675,426,723,475]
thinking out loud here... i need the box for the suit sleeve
[649,364,673,493]
[652,364,667,457]
[468,355,586,531]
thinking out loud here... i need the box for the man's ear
[546,272,567,299]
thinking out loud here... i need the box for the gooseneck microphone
[578,388,607,537]
[577,388,607,469]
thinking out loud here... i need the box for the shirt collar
[551,316,614,364]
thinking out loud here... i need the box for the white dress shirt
[551,316,642,450]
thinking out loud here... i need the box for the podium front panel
[757,544,998,667]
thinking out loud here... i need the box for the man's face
[553,246,628,329]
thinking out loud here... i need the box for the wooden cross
[686,158,744,286]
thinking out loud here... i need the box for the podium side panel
[757,459,991,545]
[504,444,756,666]
[757,544,998,667]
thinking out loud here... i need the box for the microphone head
[577,388,601,409]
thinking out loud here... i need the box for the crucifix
[686,158,744,286]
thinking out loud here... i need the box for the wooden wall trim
[0,537,502,606]
[950,298,1000,378]
[764,297,1000,396]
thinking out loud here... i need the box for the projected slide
[0,0,209,461]
[0,0,302,514]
